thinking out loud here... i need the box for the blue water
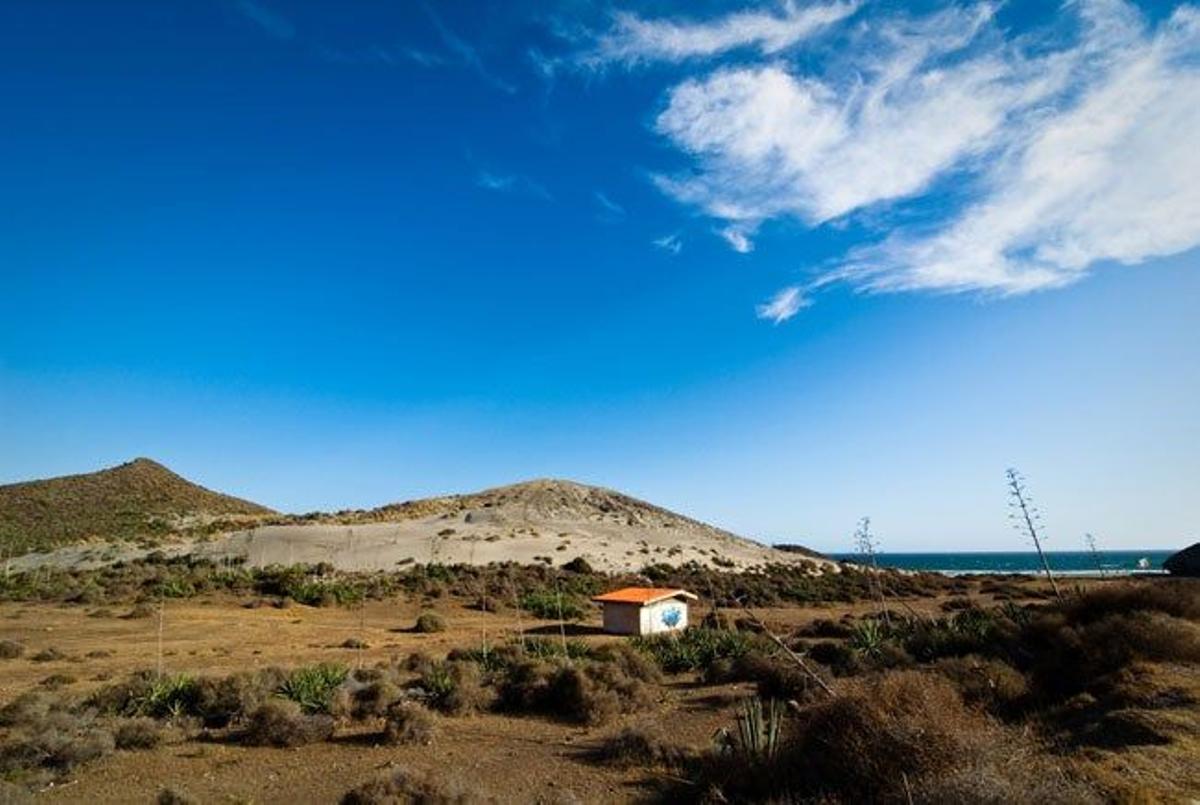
[828,550,1174,576]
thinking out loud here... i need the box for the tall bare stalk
[855,517,890,627]
[1006,468,1062,600]
[1085,532,1106,578]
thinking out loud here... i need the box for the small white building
[592,587,698,636]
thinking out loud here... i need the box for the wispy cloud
[234,0,294,40]
[756,286,809,323]
[424,4,516,94]
[653,233,683,255]
[594,191,626,221]
[584,1,859,67]
[644,0,1200,312]
[476,170,553,202]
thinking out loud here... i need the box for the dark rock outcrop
[1163,542,1200,577]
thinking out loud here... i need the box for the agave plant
[849,618,888,657]
[715,697,783,763]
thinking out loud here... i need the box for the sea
[827,550,1175,576]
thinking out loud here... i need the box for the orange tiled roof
[591,587,698,605]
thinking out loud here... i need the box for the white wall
[601,602,642,635]
[639,599,688,635]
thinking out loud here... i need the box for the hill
[0,458,274,553]
[195,478,827,573]
[2,465,824,572]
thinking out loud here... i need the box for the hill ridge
[0,458,274,553]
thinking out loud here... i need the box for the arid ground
[4,571,1198,805]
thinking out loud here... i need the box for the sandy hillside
[193,479,829,573]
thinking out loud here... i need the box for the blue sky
[1,0,1197,552]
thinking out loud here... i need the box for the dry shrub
[731,651,822,702]
[791,672,988,800]
[500,656,655,726]
[414,612,446,633]
[934,655,1028,715]
[421,661,491,716]
[241,699,335,747]
[794,618,852,639]
[1090,662,1196,711]
[156,788,197,805]
[192,667,288,727]
[39,674,76,689]
[29,647,65,663]
[405,652,437,675]
[383,701,435,745]
[592,642,661,684]
[698,671,1082,804]
[0,692,56,728]
[0,780,33,805]
[331,677,403,720]
[0,640,23,660]
[591,722,686,768]
[546,665,621,726]
[1025,610,1200,700]
[0,717,115,774]
[341,765,490,805]
[114,718,163,750]
[1062,580,1200,625]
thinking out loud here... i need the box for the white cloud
[756,286,809,322]
[648,0,1200,306]
[586,1,859,66]
[718,226,755,253]
[653,233,683,254]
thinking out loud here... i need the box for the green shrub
[278,663,349,714]
[90,673,199,718]
[633,628,756,672]
[519,590,587,620]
